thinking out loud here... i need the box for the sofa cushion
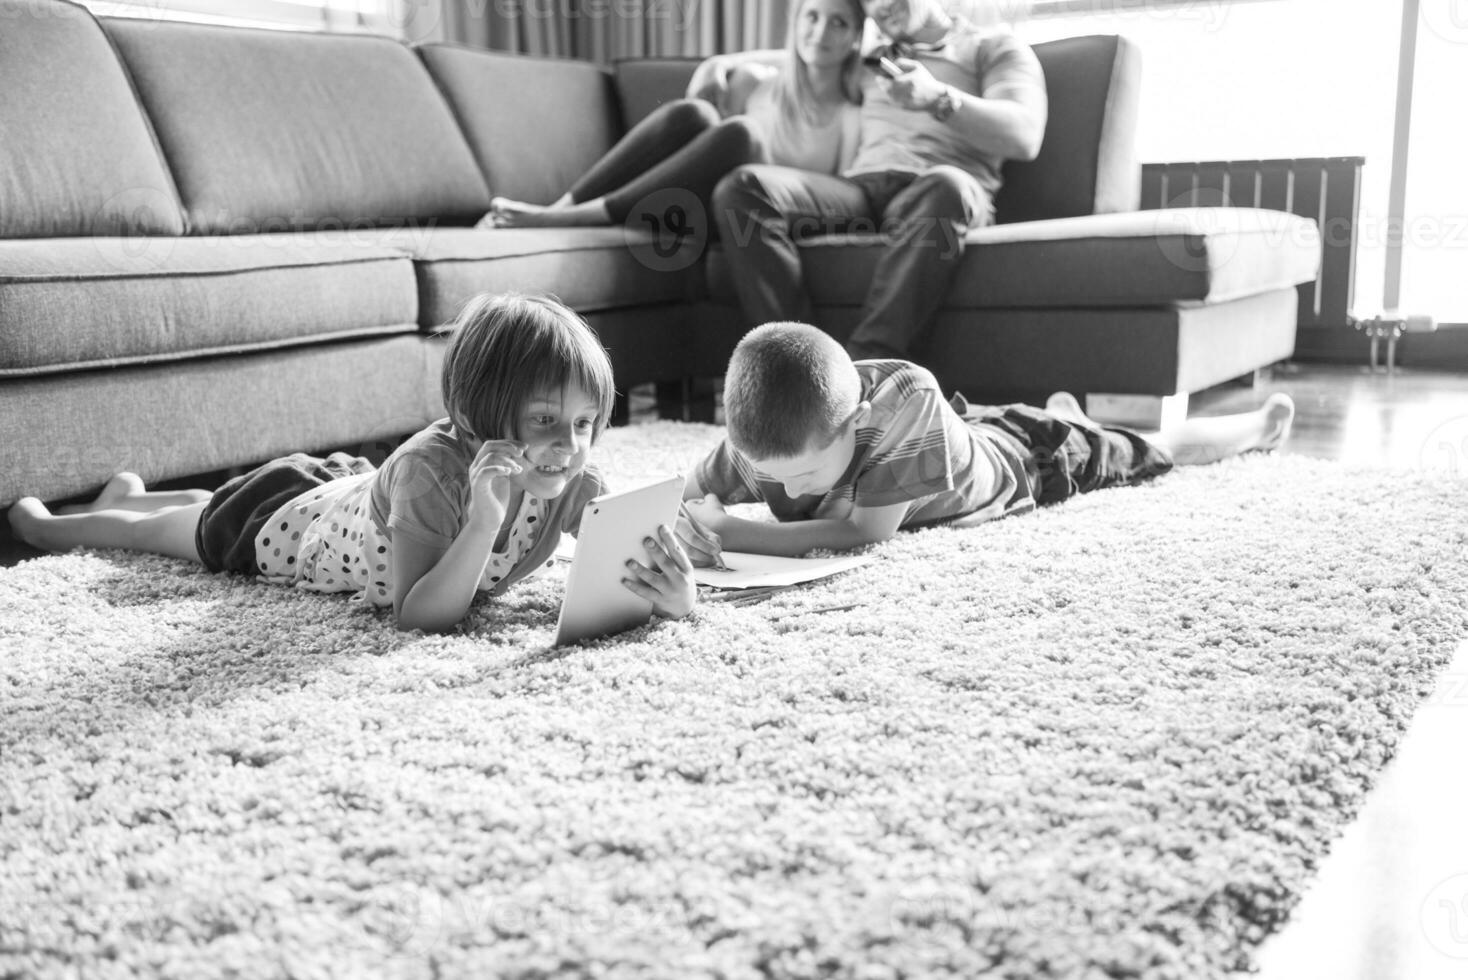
[102,19,490,235]
[705,207,1321,310]
[0,0,184,238]
[1,336,442,508]
[417,44,623,205]
[612,57,704,128]
[0,236,417,375]
[356,227,702,328]
[996,34,1141,224]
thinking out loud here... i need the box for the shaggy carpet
[3,421,1467,980]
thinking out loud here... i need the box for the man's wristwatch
[929,86,960,123]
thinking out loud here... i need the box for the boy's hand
[683,494,727,525]
[466,439,526,531]
[676,498,726,569]
[622,525,697,619]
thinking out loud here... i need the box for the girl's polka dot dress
[253,471,550,607]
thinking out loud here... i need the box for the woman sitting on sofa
[482,0,865,229]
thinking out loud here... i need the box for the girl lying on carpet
[7,294,698,633]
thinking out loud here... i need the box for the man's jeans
[711,164,993,359]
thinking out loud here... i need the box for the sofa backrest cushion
[612,57,705,129]
[417,45,623,205]
[0,0,184,238]
[102,18,490,234]
[995,34,1141,224]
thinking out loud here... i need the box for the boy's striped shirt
[697,359,1030,528]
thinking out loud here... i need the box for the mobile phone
[862,54,904,79]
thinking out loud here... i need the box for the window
[1014,0,1399,319]
[80,0,402,34]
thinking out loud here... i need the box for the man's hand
[880,57,947,113]
[466,439,525,533]
[622,524,698,619]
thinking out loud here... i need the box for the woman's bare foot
[483,195,611,229]
[8,497,59,552]
[1257,393,1295,452]
[1044,391,1091,424]
[56,472,146,514]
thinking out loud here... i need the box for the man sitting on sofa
[711,0,1047,359]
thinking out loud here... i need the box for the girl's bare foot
[56,473,209,514]
[8,497,58,552]
[484,196,610,229]
[1258,393,1295,452]
[56,472,146,514]
[1044,391,1090,424]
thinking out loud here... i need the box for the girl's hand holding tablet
[621,524,697,620]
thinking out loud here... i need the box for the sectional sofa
[0,0,1321,509]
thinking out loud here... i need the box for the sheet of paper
[692,551,873,590]
[556,535,874,590]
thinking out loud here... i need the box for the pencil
[770,602,860,619]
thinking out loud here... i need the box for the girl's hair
[773,0,866,127]
[439,293,616,443]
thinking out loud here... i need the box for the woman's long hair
[772,0,866,127]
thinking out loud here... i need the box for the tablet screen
[554,474,684,646]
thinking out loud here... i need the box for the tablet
[554,474,685,646]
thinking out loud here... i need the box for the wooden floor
[5,359,1468,972]
[1191,360,1468,472]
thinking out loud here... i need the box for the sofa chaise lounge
[0,0,1321,509]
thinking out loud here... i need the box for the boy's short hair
[440,293,616,442]
[723,322,861,459]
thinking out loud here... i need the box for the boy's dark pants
[953,396,1175,505]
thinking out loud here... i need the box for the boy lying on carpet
[678,321,1295,562]
[8,293,698,633]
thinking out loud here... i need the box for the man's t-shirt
[847,32,1047,199]
[696,360,1032,529]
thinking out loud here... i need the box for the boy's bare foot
[483,196,609,229]
[1258,393,1295,452]
[56,472,146,514]
[1044,391,1091,424]
[8,497,58,552]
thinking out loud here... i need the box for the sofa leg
[655,379,689,421]
[1229,367,1268,389]
[685,377,719,424]
[1084,392,1190,431]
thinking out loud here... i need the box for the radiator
[1140,156,1364,329]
